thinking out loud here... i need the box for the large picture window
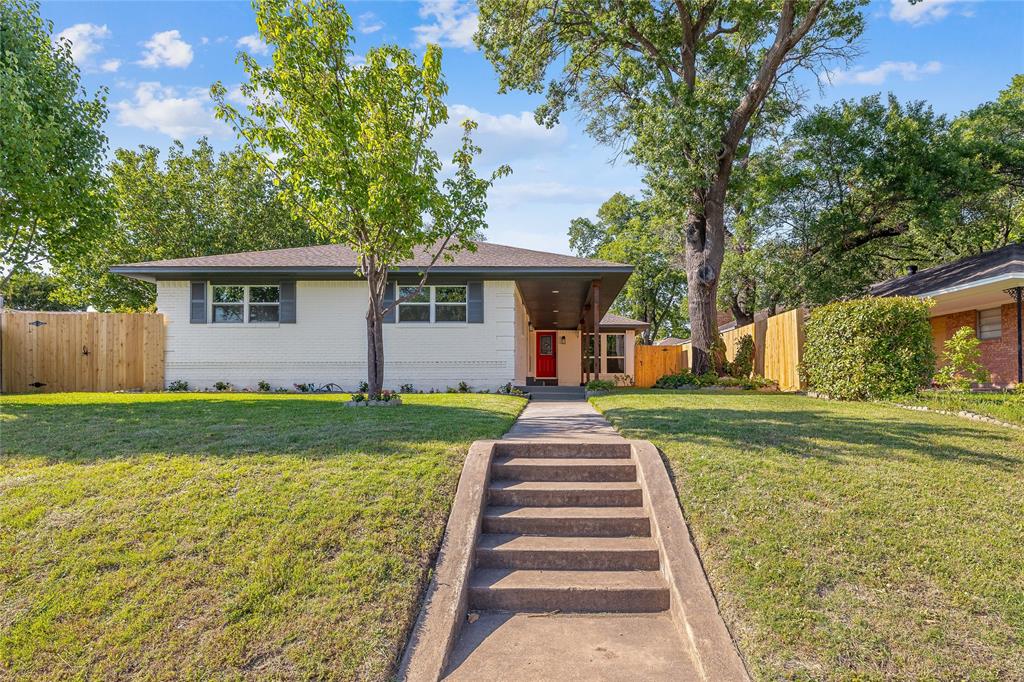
[397,285,467,323]
[211,285,279,324]
[583,333,627,374]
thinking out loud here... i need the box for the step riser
[469,587,670,613]
[482,516,650,537]
[476,548,660,571]
[492,463,636,482]
[488,488,643,507]
[494,443,632,459]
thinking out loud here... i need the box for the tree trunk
[365,266,386,396]
[685,198,726,375]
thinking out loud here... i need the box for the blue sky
[41,0,1024,254]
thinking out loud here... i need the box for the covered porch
[511,274,647,388]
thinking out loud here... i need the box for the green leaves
[0,0,110,283]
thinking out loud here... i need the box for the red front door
[536,332,557,378]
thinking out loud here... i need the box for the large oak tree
[477,0,865,371]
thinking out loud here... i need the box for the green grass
[889,390,1024,425]
[591,390,1023,681]
[0,392,524,681]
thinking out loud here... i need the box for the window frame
[605,333,626,374]
[210,284,280,325]
[977,307,1002,341]
[583,332,628,374]
[396,284,468,324]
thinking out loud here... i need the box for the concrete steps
[470,442,668,615]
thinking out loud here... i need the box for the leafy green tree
[213,0,508,395]
[934,326,990,392]
[477,0,866,372]
[54,140,324,311]
[570,193,687,342]
[0,271,78,310]
[0,0,110,285]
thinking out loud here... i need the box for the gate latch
[29,320,47,327]
[29,381,47,388]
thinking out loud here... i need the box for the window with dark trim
[211,285,280,323]
[397,285,467,323]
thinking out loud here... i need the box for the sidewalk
[502,399,623,442]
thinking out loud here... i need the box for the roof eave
[109,264,635,281]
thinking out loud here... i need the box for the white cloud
[888,0,973,25]
[114,82,228,138]
[434,104,567,165]
[138,30,193,69]
[413,0,478,50]
[54,23,111,70]
[101,58,122,73]
[236,34,269,56]
[357,12,384,34]
[489,181,617,208]
[825,60,943,86]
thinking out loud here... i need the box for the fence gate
[635,344,687,388]
[1,310,165,393]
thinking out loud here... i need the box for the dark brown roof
[599,313,649,330]
[871,243,1024,297]
[113,240,628,272]
[654,337,689,346]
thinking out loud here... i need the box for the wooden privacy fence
[635,307,807,391]
[1,310,165,393]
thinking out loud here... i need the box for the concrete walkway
[502,399,623,442]
[441,398,703,681]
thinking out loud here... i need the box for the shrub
[257,380,271,392]
[274,387,290,393]
[213,381,232,392]
[585,379,615,392]
[400,383,414,393]
[653,370,717,389]
[294,383,311,392]
[358,381,369,393]
[934,326,990,392]
[351,392,366,402]
[730,334,755,378]
[497,382,527,397]
[457,381,471,393]
[167,379,189,392]
[802,296,935,400]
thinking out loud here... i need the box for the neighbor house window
[397,285,467,323]
[978,307,1002,340]
[606,334,626,374]
[212,285,279,323]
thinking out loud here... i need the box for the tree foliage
[0,0,110,284]
[213,0,508,394]
[54,140,324,311]
[477,0,867,372]
[569,193,687,343]
[0,271,78,310]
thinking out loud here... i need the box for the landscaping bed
[0,392,525,681]
[889,390,1023,426]
[591,391,1023,681]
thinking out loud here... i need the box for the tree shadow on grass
[0,397,518,462]
[601,398,1022,471]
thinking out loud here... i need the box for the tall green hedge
[802,297,935,400]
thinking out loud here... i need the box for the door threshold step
[482,506,651,537]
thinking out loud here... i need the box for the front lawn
[0,392,524,681]
[889,390,1023,426]
[591,391,1023,681]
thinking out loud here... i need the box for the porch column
[580,309,589,384]
[592,279,601,381]
[1007,286,1023,384]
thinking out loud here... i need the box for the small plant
[351,392,366,402]
[370,389,398,402]
[653,370,698,389]
[457,381,471,393]
[934,326,990,392]
[497,382,527,397]
[586,379,616,392]
[167,379,189,392]
[613,374,634,387]
[294,383,311,392]
[400,383,414,393]
[358,380,369,393]
[730,334,755,378]
[274,387,290,393]
[213,381,232,392]
[257,380,271,392]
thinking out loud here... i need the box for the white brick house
[111,242,648,392]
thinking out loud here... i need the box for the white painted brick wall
[156,280,517,391]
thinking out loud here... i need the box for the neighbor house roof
[599,313,650,330]
[110,240,632,279]
[654,337,688,346]
[870,243,1024,298]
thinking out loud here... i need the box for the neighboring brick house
[871,243,1024,387]
[111,241,648,391]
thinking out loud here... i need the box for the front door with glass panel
[536,332,557,378]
